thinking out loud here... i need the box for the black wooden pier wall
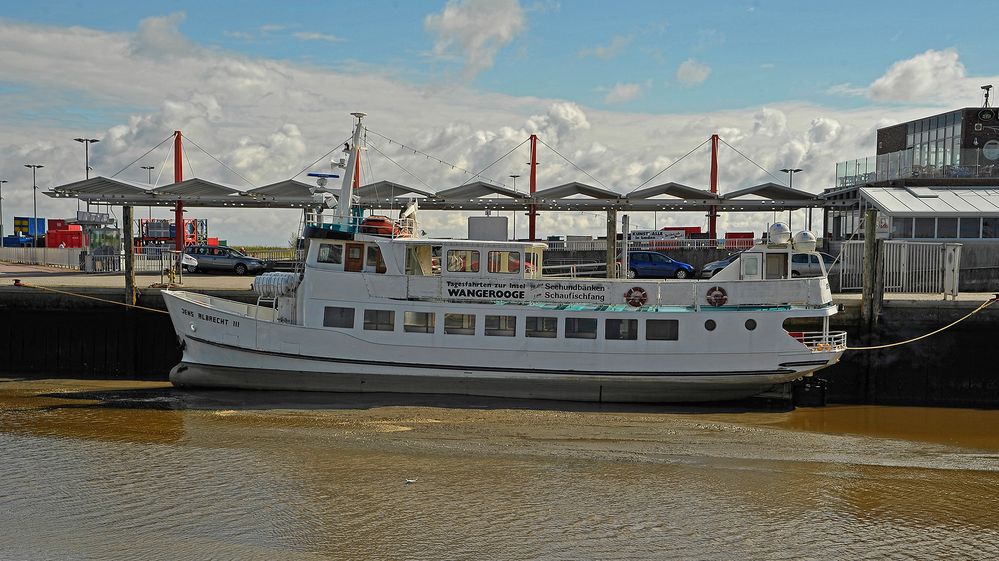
[1,287,997,407]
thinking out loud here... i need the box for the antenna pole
[336,113,366,230]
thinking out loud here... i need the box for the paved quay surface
[2,262,995,303]
[0,263,257,291]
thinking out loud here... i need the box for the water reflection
[2,378,999,560]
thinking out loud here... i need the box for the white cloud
[129,12,198,59]
[578,35,634,60]
[424,0,525,80]
[827,49,998,107]
[869,48,965,103]
[826,83,866,97]
[0,16,924,243]
[293,32,344,43]
[676,58,710,87]
[604,83,642,104]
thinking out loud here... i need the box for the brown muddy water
[2,378,999,560]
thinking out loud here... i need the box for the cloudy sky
[1,0,997,244]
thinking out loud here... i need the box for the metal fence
[0,247,86,269]
[839,240,962,295]
[0,247,184,274]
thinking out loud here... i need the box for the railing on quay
[0,247,87,269]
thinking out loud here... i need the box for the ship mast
[334,112,366,231]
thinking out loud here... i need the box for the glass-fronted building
[824,106,999,241]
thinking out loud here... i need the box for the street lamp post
[141,166,155,221]
[24,164,44,248]
[509,174,520,240]
[0,179,7,248]
[75,138,99,212]
[780,168,803,230]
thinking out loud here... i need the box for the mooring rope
[846,297,996,351]
[12,280,170,315]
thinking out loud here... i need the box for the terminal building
[822,98,999,241]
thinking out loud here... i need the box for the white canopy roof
[860,186,999,216]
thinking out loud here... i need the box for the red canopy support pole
[529,134,538,241]
[709,134,719,241]
[174,131,184,253]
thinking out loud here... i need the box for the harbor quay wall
[1,287,996,407]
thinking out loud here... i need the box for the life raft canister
[705,286,728,307]
[624,286,648,307]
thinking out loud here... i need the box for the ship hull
[163,287,841,403]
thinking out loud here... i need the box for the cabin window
[525,251,541,278]
[791,254,810,264]
[646,319,679,341]
[488,251,521,274]
[317,243,343,264]
[745,319,757,331]
[704,319,717,332]
[605,318,638,340]
[444,313,476,335]
[405,245,438,276]
[363,309,395,331]
[485,315,517,337]
[447,249,480,273]
[526,316,558,338]
[366,245,387,273]
[403,311,435,333]
[765,253,787,279]
[323,306,354,328]
[565,318,597,339]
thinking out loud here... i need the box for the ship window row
[446,250,524,274]
[322,306,678,340]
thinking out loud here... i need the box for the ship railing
[542,262,606,278]
[788,331,847,352]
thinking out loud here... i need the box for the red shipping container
[48,219,68,231]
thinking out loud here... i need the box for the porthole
[745,319,757,331]
[704,319,716,331]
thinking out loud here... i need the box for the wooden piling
[123,205,136,306]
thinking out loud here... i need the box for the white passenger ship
[162,113,846,403]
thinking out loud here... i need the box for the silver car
[184,245,266,275]
[790,252,837,277]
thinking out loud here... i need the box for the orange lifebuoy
[706,286,728,307]
[624,286,648,307]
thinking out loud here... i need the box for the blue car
[623,251,694,279]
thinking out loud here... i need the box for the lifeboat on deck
[360,215,406,237]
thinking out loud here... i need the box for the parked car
[791,252,838,277]
[183,245,266,275]
[699,252,742,278]
[621,251,694,279]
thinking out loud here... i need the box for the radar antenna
[983,85,993,108]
